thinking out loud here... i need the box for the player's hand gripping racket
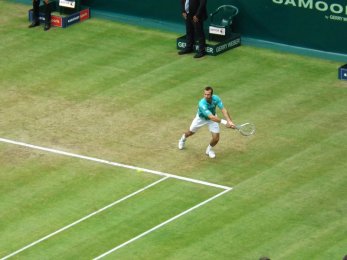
[235,123,256,136]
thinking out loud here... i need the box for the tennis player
[178,86,235,158]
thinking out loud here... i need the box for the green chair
[208,5,239,41]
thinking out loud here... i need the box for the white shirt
[185,0,189,13]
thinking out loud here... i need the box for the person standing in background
[28,0,51,31]
[178,0,207,58]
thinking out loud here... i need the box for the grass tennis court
[1,1,347,259]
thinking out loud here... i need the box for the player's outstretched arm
[208,113,234,128]
[220,108,235,128]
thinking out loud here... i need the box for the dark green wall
[229,0,347,55]
[82,0,347,55]
[81,0,230,23]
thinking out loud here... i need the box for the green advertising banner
[229,0,347,55]
[81,0,347,55]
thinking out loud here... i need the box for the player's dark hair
[205,86,213,95]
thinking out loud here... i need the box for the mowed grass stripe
[1,15,180,100]
[217,72,346,183]
[1,1,346,259]
[152,131,345,259]
[0,145,162,256]
[8,178,221,259]
[236,163,347,260]
[128,135,346,259]
[1,177,170,260]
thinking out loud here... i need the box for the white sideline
[0,138,231,190]
[0,137,233,259]
[93,188,231,260]
[0,177,170,260]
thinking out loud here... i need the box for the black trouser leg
[44,2,51,26]
[194,20,206,53]
[32,0,40,23]
[185,15,195,50]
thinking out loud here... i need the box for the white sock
[206,144,212,152]
[181,134,186,141]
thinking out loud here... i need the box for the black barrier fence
[81,0,346,56]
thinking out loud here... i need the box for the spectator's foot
[194,52,206,58]
[28,22,40,28]
[44,24,51,31]
[178,48,194,55]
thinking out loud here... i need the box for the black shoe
[194,52,206,58]
[178,48,194,55]
[28,22,40,28]
[44,24,51,31]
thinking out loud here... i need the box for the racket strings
[237,123,256,136]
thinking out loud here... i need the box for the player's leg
[178,115,206,150]
[206,122,220,158]
[210,132,220,146]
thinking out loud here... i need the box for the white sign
[209,26,226,36]
[59,0,76,8]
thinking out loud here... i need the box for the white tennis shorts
[189,114,220,134]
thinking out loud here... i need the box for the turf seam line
[0,137,232,190]
[0,176,170,260]
[93,188,232,259]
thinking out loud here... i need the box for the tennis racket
[235,122,256,136]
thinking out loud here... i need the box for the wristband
[221,119,227,125]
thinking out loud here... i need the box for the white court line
[94,188,231,259]
[0,137,233,259]
[0,177,169,260]
[0,138,231,190]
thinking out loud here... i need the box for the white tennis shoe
[206,149,216,158]
[178,136,186,150]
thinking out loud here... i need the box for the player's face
[204,90,212,102]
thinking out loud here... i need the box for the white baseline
[0,138,231,190]
[0,137,233,259]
